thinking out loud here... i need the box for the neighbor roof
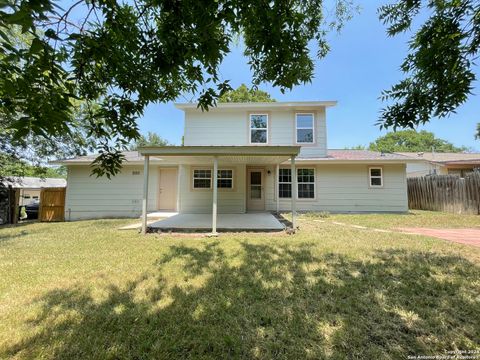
[297,149,415,162]
[3,176,66,189]
[397,152,480,164]
[175,101,337,110]
[55,151,143,164]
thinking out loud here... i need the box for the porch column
[291,156,297,230]
[141,155,150,234]
[211,156,218,235]
[176,164,182,212]
[276,163,280,214]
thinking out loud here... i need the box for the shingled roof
[55,149,413,164]
[3,177,66,189]
[397,152,480,164]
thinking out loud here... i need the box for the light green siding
[183,108,327,157]
[264,163,408,213]
[179,164,246,214]
[65,165,159,220]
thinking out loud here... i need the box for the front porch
[149,213,285,231]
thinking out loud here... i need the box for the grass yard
[301,210,480,230]
[0,212,479,359]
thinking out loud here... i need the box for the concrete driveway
[400,228,480,248]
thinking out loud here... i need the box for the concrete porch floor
[149,213,285,231]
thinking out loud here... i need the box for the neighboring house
[3,177,67,206]
[56,101,416,223]
[398,152,480,178]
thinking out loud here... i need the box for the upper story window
[296,113,314,144]
[250,114,268,144]
[369,167,383,187]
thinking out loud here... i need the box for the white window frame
[217,169,234,190]
[277,167,316,200]
[297,168,316,199]
[369,167,383,188]
[192,168,212,189]
[249,113,269,144]
[278,168,292,199]
[192,168,235,190]
[295,113,315,144]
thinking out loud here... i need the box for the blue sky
[137,0,479,150]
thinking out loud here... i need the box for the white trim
[175,101,337,110]
[297,167,316,200]
[295,113,315,144]
[249,113,269,144]
[217,168,234,189]
[192,167,235,190]
[192,168,212,189]
[369,166,384,188]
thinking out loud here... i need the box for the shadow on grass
[3,242,479,359]
[0,229,30,242]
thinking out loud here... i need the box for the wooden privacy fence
[408,173,480,214]
[39,188,66,222]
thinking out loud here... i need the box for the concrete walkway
[399,228,480,248]
[149,213,284,231]
[118,211,178,230]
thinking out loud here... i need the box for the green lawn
[301,210,480,230]
[0,212,479,359]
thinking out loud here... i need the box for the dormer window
[250,114,268,144]
[296,113,314,144]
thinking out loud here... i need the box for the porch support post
[291,156,297,230]
[211,156,218,235]
[276,163,280,214]
[141,155,150,234]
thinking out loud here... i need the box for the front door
[247,168,265,211]
[158,168,178,210]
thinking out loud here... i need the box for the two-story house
[57,101,413,233]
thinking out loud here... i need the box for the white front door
[158,168,178,210]
[247,168,265,211]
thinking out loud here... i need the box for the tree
[0,27,95,187]
[219,84,276,103]
[0,153,65,178]
[378,1,480,138]
[0,0,356,177]
[129,132,170,150]
[368,130,468,153]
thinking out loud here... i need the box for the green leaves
[219,84,275,103]
[378,0,479,132]
[368,130,468,153]
[1,0,355,177]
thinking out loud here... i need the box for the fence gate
[40,188,66,222]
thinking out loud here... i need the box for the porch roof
[138,146,301,165]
